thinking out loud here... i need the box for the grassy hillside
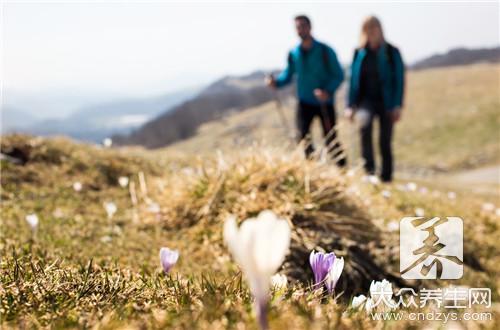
[1,133,499,329]
[165,63,500,173]
[1,63,499,329]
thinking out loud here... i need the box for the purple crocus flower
[309,250,335,288]
[159,247,179,273]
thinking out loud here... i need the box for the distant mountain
[4,88,198,142]
[411,46,500,70]
[1,107,39,133]
[114,70,291,148]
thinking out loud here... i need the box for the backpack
[353,43,396,71]
[320,42,334,74]
[353,43,397,89]
[288,42,337,74]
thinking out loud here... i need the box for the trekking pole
[320,103,333,135]
[320,102,335,158]
[320,103,350,166]
[273,90,292,133]
[267,74,293,139]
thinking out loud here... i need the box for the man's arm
[275,52,295,88]
[324,47,344,94]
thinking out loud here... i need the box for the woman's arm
[393,47,405,108]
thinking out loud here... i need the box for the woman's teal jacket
[348,43,405,111]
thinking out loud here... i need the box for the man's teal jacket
[275,39,344,106]
[348,43,405,111]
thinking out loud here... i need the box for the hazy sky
[2,1,499,117]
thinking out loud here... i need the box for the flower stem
[256,300,268,330]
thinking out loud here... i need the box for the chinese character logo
[400,217,463,279]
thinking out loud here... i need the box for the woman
[345,16,405,182]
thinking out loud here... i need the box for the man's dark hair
[295,15,311,27]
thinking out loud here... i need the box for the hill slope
[411,46,500,70]
[164,63,500,173]
[114,71,291,148]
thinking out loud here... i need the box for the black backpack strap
[320,42,331,74]
[385,43,397,89]
[353,48,359,61]
[287,50,294,67]
[385,42,395,71]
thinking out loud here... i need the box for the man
[267,15,346,166]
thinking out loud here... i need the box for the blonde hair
[360,16,385,48]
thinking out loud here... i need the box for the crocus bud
[25,214,39,231]
[118,176,129,188]
[103,202,117,219]
[159,247,179,273]
[73,182,82,192]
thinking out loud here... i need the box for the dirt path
[450,165,500,185]
[430,165,499,196]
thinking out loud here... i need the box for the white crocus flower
[364,297,375,312]
[224,210,291,330]
[415,207,425,217]
[147,201,161,214]
[73,182,82,192]
[369,175,380,185]
[325,257,344,294]
[104,202,117,219]
[363,175,380,185]
[118,176,129,188]
[25,214,39,231]
[406,182,417,192]
[100,235,112,243]
[381,190,391,198]
[447,191,457,200]
[270,273,288,290]
[352,280,397,313]
[387,221,399,232]
[351,294,367,309]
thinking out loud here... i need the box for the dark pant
[359,105,393,181]
[296,101,346,167]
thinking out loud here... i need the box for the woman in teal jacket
[345,16,405,182]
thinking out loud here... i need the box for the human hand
[344,107,355,122]
[391,107,402,123]
[265,75,277,89]
[314,89,330,102]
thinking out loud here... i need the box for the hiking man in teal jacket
[267,15,346,166]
